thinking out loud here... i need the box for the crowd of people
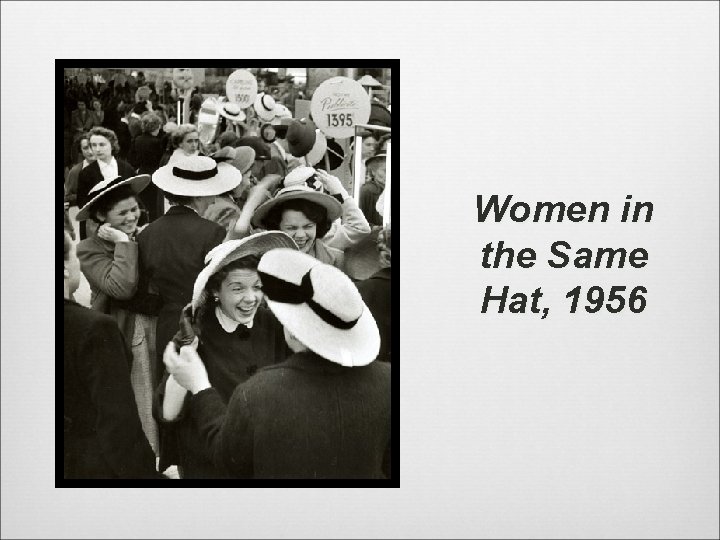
[62,69,393,480]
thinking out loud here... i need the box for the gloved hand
[172,303,198,351]
[163,342,210,395]
[97,223,130,243]
[315,169,349,200]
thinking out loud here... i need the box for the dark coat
[356,267,391,362]
[76,158,137,240]
[63,299,157,479]
[137,205,225,373]
[128,134,166,221]
[153,306,288,478]
[190,351,392,479]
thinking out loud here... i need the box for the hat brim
[267,297,380,366]
[305,131,328,167]
[76,174,151,221]
[251,188,343,228]
[365,153,387,168]
[218,106,246,122]
[191,232,299,314]
[152,162,242,197]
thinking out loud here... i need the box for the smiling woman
[153,232,297,478]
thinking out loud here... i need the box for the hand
[162,342,210,395]
[97,223,129,243]
[315,169,348,198]
[247,174,281,206]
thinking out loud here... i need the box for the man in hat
[163,249,391,479]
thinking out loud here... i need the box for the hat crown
[259,249,364,324]
[224,102,241,114]
[173,155,217,172]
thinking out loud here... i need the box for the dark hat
[369,102,391,128]
[285,120,316,158]
[132,101,147,115]
[236,136,272,160]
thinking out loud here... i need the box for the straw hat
[152,155,242,197]
[251,184,342,228]
[254,92,277,122]
[283,166,323,192]
[305,129,328,167]
[258,249,380,366]
[76,174,151,221]
[218,101,246,123]
[191,231,298,314]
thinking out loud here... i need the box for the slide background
[2,2,718,538]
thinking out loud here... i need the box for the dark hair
[217,131,239,148]
[90,185,137,223]
[205,254,261,297]
[87,126,120,156]
[71,132,91,164]
[163,190,194,206]
[262,198,331,238]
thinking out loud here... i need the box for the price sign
[226,69,258,108]
[311,76,370,139]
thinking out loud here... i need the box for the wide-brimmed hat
[231,146,255,173]
[254,93,277,122]
[152,155,242,197]
[258,249,380,366]
[251,184,342,228]
[76,174,151,221]
[286,120,316,157]
[218,101,246,123]
[191,231,298,314]
[305,129,328,167]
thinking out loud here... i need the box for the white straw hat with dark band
[76,174,151,221]
[218,101,247,123]
[191,231,299,315]
[251,184,342,229]
[258,248,380,367]
[152,155,242,197]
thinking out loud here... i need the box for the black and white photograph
[59,64,397,482]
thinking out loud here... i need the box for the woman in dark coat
[163,249,391,479]
[63,231,158,479]
[76,126,137,240]
[128,112,166,221]
[154,232,297,478]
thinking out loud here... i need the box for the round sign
[311,76,371,139]
[226,69,258,108]
[173,68,195,90]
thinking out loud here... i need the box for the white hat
[76,174,151,221]
[258,249,380,366]
[271,103,292,125]
[251,184,342,228]
[191,231,298,314]
[152,156,242,197]
[283,166,324,191]
[254,92,277,122]
[305,129,328,167]
[218,101,246,123]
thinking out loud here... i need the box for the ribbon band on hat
[88,175,129,196]
[258,270,360,330]
[172,166,218,180]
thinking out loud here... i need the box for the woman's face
[98,196,141,235]
[361,137,377,160]
[89,134,112,162]
[279,209,317,253]
[80,138,95,162]
[180,131,199,155]
[216,269,264,325]
[92,100,102,111]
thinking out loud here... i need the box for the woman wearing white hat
[76,174,161,456]
[139,156,242,383]
[163,248,391,479]
[229,167,371,271]
[154,232,298,478]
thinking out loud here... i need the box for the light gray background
[1,2,718,539]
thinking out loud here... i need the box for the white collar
[215,306,254,332]
[82,159,92,169]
